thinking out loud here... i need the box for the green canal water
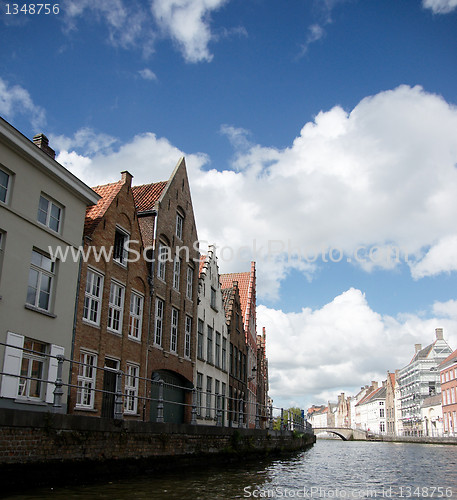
[4,440,457,499]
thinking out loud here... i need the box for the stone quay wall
[0,408,315,491]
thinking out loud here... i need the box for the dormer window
[113,227,129,266]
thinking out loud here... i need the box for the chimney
[435,328,444,341]
[121,171,133,187]
[33,133,55,159]
[371,381,378,390]
[415,344,422,353]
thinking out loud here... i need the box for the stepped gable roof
[222,287,233,320]
[132,181,167,212]
[439,348,457,368]
[220,270,253,328]
[84,181,123,236]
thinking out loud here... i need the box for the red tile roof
[84,181,123,235]
[132,181,167,212]
[220,272,251,325]
[199,255,207,277]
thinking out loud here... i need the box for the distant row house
[308,328,454,437]
[0,116,269,427]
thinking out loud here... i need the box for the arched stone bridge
[312,427,368,441]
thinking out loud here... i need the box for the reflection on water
[5,440,457,499]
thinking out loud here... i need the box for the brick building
[220,262,257,428]
[256,327,269,428]
[69,171,150,419]
[132,157,199,424]
[222,280,247,426]
[439,348,457,435]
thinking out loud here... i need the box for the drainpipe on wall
[141,210,157,421]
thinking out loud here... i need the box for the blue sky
[1,0,457,410]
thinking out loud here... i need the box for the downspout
[141,210,157,420]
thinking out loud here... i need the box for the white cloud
[55,85,457,300]
[422,0,457,13]
[0,77,46,129]
[138,68,158,81]
[258,290,457,410]
[151,0,228,62]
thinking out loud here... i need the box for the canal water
[5,440,457,499]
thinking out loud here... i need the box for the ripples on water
[5,440,457,499]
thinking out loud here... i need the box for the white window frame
[26,249,55,312]
[222,337,227,371]
[37,194,62,233]
[155,298,164,346]
[0,332,64,403]
[196,372,203,417]
[186,266,193,299]
[157,243,167,281]
[173,256,181,290]
[170,308,179,353]
[128,291,144,340]
[215,331,221,368]
[185,316,192,359]
[18,338,47,400]
[83,269,104,326]
[0,167,10,204]
[207,326,213,364]
[107,281,125,334]
[176,212,184,240]
[113,226,129,266]
[124,363,139,414]
[76,350,97,409]
[197,319,204,359]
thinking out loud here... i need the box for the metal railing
[0,341,311,433]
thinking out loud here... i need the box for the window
[124,364,139,414]
[155,298,164,346]
[206,376,212,417]
[197,319,204,359]
[26,250,55,312]
[185,316,192,359]
[380,422,385,433]
[0,230,5,281]
[129,292,143,340]
[76,351,97,409]
[18,339,47,399]
[0,333,64,403]
[196,372,203,417]
[83,269,104,325]
[210,287,217,310]
[230,343,233,376]
[107,281,124,333]
[222,338,227,371]
[186,266,194,299]
[157,244,167,281]
[176,212,183,239]
[207,326,213,364]
[215,332,221,368]
[0,168,10,203]
[380,408,385,418]
[113,227,129,266]
[173,257,181,290]
[171,308,178,353]
[37,194,62,232]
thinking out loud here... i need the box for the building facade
[220,262,257,428]
[398,328,452,436]
[0,118,99,412]
[439,348,457,435]
[69,171,150,419]
[222,280,248,427]
[195,246,229,425]
[132,158,199,424]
